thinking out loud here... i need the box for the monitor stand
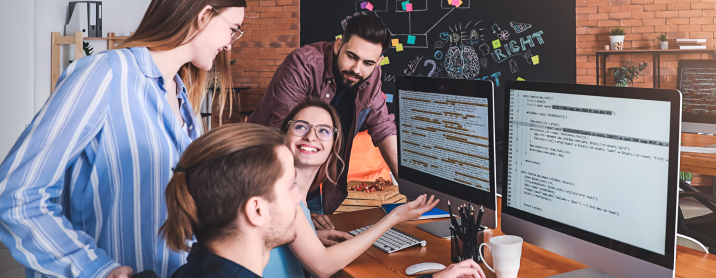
[418,218,487,238]
[548,267,618,278]
[417,219,454,238]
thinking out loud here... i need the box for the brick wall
[576,0,715,88]
[214,0,300,124]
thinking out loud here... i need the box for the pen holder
[450,228,484,263]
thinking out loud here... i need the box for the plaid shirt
[248,41,397,214]
[171,244,260,278]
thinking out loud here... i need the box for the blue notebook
[381,203,451,220]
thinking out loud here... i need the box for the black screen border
[395,76,497,211]
[501,80,680,270]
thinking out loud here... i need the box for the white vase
[660,41,668,50]
[609,35,625,50]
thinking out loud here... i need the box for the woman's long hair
[160,123,285,252]
[119,0,247,121]
[280,100,345,191]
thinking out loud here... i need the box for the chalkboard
[301,0,575,116]
[301,0,576,193]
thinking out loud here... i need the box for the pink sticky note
[406,3,413,11]
[366,2,374,11]
[452,0,459,5]
[360,1,368,9]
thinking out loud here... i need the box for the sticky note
[360,1,367,9]
[492,39,501,49]
[451,0,460,6]
[407,35,416,44]
[406,3,413,11]
[385,94,394,103]
[396,43,404,52]
[457,0,463,7]
[402,1,409,10]
[366,2,374,11]
[532,55,540,65]
[380,56,390,65]
[392,38,399,47]
[517,77,525,81]
[335,34,342,40]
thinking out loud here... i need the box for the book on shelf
[679,45,707,49]
[676,39,707,43]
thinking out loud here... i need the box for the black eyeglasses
[213,8,244,44]
[286,120,337,141]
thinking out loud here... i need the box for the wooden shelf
[83,36,130,40]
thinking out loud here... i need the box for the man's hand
[107,266,133,278]
[316,229,353,246]
[311,212,335,230]
[433,259,486,278]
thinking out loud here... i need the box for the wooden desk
[681,133,716,176]
[329,197,716,277]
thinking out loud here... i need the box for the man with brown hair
[248,15,398,221]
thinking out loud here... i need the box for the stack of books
[676,39,707,49]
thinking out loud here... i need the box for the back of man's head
[343,15,390,54]
[160,123,286,252]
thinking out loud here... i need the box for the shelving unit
[50,32,131,92]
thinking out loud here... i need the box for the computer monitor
[678,59,716,134]
[395,76,497,236]
[502,81,680,277]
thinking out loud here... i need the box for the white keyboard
[681,146,716,154]
[348,225,426,253]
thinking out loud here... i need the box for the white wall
[0,0,35,160]
[0,0,151,160]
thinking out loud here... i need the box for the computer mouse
[405,262,446,276]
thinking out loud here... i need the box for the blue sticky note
[407,35,416,44]
[386,94,394,103]
[402,1,409,10]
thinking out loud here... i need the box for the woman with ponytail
[0,0,247,277]
[162,123,302,278]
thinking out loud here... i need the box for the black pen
[448,200,459,230]
[476,206,484,229]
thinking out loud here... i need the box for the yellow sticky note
[532,55,540,65]
[456,0,464,7]
[492,39,501,49]
[380,56,390,66]
[517,77,525,81]
[396,43,404,52]
[392,39,400,47]
[335,34,342,40]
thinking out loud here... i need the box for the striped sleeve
[0,53,120,278]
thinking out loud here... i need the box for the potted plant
[609,62,649,87]
[609,27,626,50]
[657,33,668,49]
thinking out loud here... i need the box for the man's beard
[333,53,367,90]
[264,204,298,249]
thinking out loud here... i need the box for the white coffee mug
[478,235,523,278]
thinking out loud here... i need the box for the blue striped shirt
[0,47,201,278]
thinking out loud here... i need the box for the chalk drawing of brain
[444,45,480,79]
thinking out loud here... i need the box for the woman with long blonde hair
[0,0,245,277]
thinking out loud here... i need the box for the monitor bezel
[395,76,497,211]
[677,59,716,125]
[501,80,680,270]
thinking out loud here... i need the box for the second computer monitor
[502,81,681,277]
[395,76,497,230]
[678,59,716,134]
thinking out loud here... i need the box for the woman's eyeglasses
[286,120,337,141]
[213,8,244,44]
